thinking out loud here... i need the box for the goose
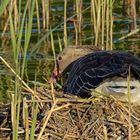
[50,45,140,104]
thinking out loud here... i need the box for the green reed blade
[0,0,10,16]
[30,103,38,140]
[21,0,36,78]
[9,12,17,61]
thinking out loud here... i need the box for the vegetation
[0,0,140,139]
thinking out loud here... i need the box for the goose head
[49,45,99,83]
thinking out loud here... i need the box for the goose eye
[58,56,62,61]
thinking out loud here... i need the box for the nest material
[0,86,140,140]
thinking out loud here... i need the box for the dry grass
[0,86,140,140]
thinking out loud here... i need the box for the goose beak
[49,59,61,83]
[49,68,60,83]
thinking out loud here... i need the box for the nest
[0,86,140,140]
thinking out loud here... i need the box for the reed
[8,0,36,139]
[127,66,132,140]
[51,29,56,65]
[91,0,114,50]
[28,3,90,56]
[23,98,29,140]
[37,100,57,140]
[13,0,18,31]
[101,0,105,49]
[9,11,20,139]
[1,0,140,139]
[106,0,109,50]
[42,0,46,29]
[75,0,83,45]
[21,0,36,77]
[0,0,10,16]
[35,0,41,34]
[118,28,140,41]
[58,33,63,51]
[46,0,50,30]
[123,0,137,30]
[40,0,50,30]
[30,103,38,140]
[64,0,67,47]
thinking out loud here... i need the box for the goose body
[63,51,140,98]
[50,46,140,104]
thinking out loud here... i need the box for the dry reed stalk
[106,0,109,50]
[53,103,71,112]
[13,0,18,31]
[51,83,55,102]
[103,126,108,140]
[110,11,113,50]
[128,66,132,140]
[95,0,101,46]
[37,100,57,140]
[58,33,63,51]
[42,0,46,29]
[8,0,18,33]
[123,0,137,31]
[64,0,67,48]
[91,0,113,50]
[109,0,113,50]
[1,89,140,139]
[50,30,56,68]
[11,94,15,132]
[46,0,50,30]
[91,0,97,34]
[101,0,106,50]
[131,0,137,30]
[23,98,29,140]
[35,0,41,34]
[110,95,139,121]
[75,0,83,45]
[73,19,78,45]
[127,0,137,30]
[1,17,9,37]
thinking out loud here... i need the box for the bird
[50,45,140,104]
[49,45,100,82]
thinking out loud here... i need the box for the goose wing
[63,51,140,97]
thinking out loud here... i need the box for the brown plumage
[50,45,100,82]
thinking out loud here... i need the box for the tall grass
[8,0,36,139]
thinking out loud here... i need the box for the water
[0,0,140,102]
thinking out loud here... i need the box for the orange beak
[49,68,60,83]
[49,61,60,83]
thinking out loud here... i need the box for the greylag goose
[51,45,100,78]
[50,45,140,103]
